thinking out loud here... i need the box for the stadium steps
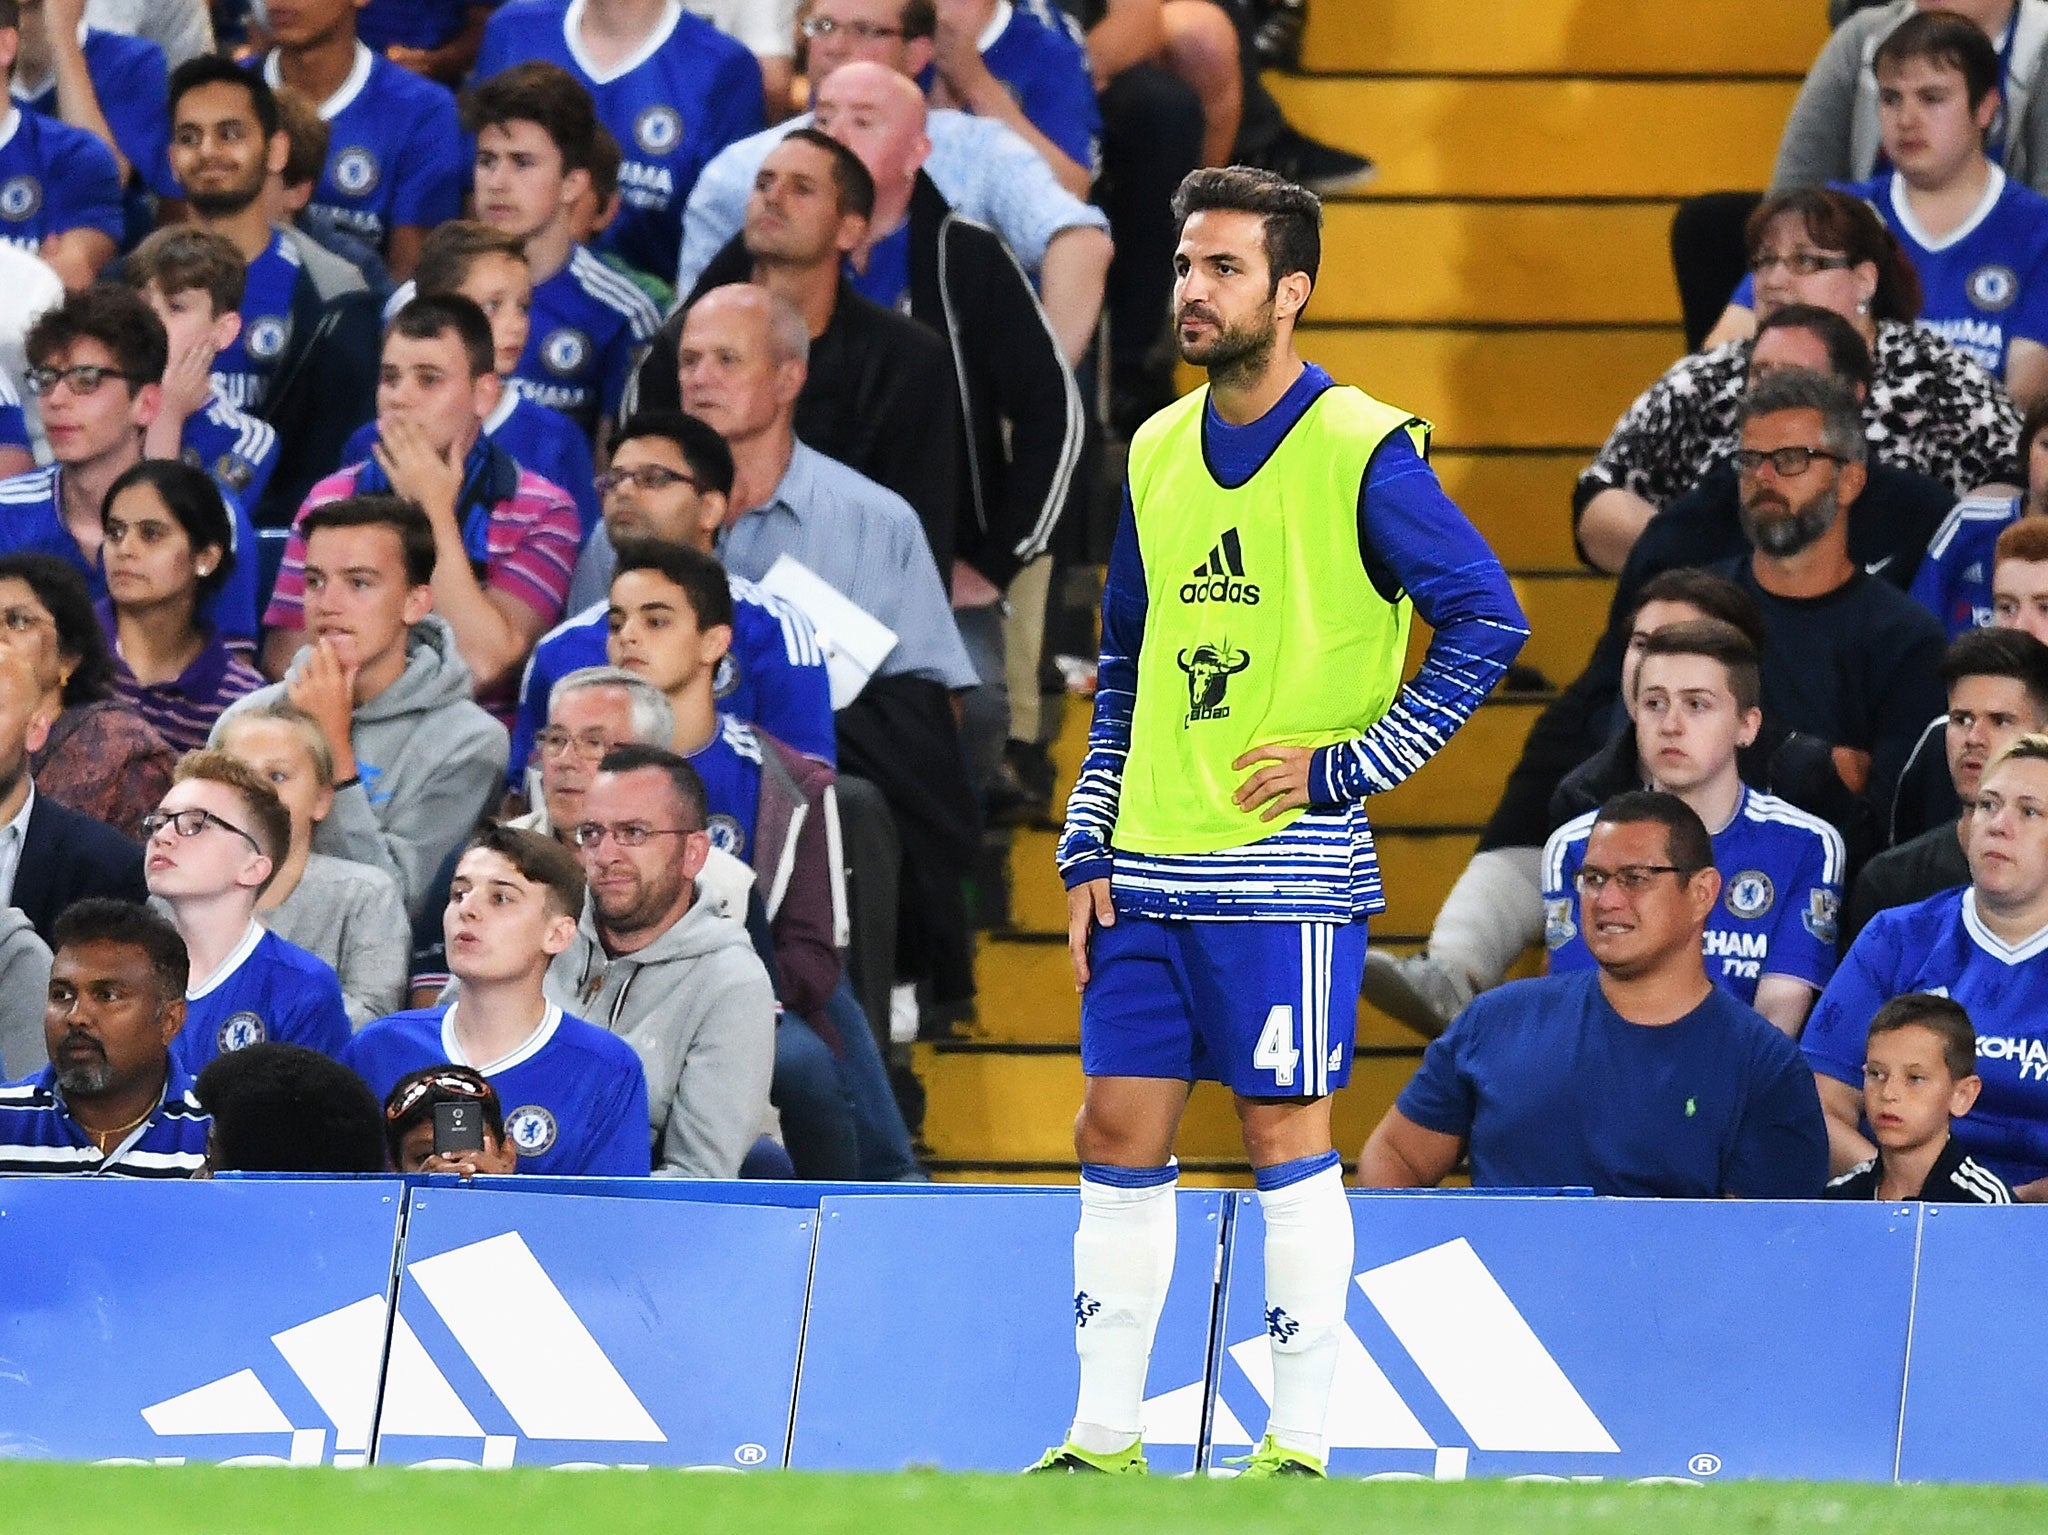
[934,0,1823,1184]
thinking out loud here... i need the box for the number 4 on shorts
[1254,1004,1298,1089]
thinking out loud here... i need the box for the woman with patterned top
[96,461,265,755]
[1576,187,2022,574]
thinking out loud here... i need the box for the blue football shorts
[1080,913,1368,1098]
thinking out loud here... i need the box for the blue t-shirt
[511,576,836,781]
[1804,886,2048,1188]
[1542,786,1845,1005]
[15,29,176,245]
[359,0,499,51]
[212,228,303,414]
[848,222,910,311]
[514,245,663,436]
[184,392,280,529]
[0,103,122,256]
[1733,169,2048,376]
[1909,492,2019,638]
[343,1000,650,1176]
[688,712,764,859]
[477,0,766,281]
[261,43,465,255]
[347,391,599,536]
[0,463,262,642]
[978,0,1100,174]
[1398,968,1829,1198]
[173,924,352,1074]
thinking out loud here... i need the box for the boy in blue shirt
[476,0,764,283]
[345,823,650,1177]
[142,751,350,1075]
[0,0,120,289]
[1543,619,1845,1037]
[259,0,465,280]
[464,63,661,441]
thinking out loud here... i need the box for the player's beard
[1177,300,1277,388]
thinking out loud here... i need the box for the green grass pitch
[6,1467,2047,1534]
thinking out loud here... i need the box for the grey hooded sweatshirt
[542,884,775,1179]
[0,907,51,1078]
[214,616,509,921]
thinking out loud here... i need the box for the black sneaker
[1251,0,1306,71]
[1245,127,1377,197]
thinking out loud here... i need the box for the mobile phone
[434,1100,485,1155]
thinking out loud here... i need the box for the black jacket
[13,791,147,946]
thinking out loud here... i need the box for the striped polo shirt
[0,1061,211,1177]
[98,601,267,754]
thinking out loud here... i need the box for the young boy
[1543,619,1846,1037]
[380,1064,517,1176]
[1825,992,2013,1202]
[142,751,350,1075]
[344,824,650,1177]
[342,222,598,536]
[464,63,662,440]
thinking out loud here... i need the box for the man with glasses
[543,742,775,1179]
[1358,790,1828,1198]
[520,409,833,782]
[142,751,349,1075]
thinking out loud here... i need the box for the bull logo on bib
[1176,641,1250,725]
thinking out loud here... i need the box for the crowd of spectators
[0,0,1378,1179]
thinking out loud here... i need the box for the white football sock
[1067,1163,1178,1454]
[1257,1154,1353,1461]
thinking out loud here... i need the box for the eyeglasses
[1733,446,1847,478]
[1746,250,1856,278]
[1573,864,1689,894]
[139,806,265,856]
[595,464,707,497]
[801,15,905,39]
[385,1070,498,1121]
[26,364,143,397]
[535,728,618,761]
[572,821,700,849]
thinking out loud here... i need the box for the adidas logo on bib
[1182,528,1260,606]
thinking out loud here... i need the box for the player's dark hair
[1940,626,2048,718]
[614,410,736,497]
[1628,568,1768,657]
[596,742,710,830]
[382,1065,506,1166]
[1876,9,2002,109]
[413,221,529,302]
[0,553,114,705]
[1867,992,1978,1081]
[1633,617,1763,714]
[1745,187,1922,323]
[103,459,238,604]
[196,1043,387,1173]
[171,749,295,890]
[462,61,601,174]
[1591,790,1715,878]
[1751,303,1876,395]
[299,495,439,588]
[1171,166,1322,299]
[611,538,736,631]
[389,293,496,382]
[168,54,281,141]
[777,126,877,220]
[463,823,587,921]
[26,284,168,398]
[125,226,247,316]
[53,898,189,1000]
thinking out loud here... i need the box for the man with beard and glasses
[1712,367,1948,835]
[0,897,210,1176]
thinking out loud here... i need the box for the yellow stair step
[1369,698,1541,827]
[1408,571,1614,684]
[1315,201,1680,325]
[1368,829,1481,935]
[1303,0,1825,77]
[1434,450,1589,569]
[1266,77,1796,198]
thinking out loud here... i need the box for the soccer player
[142,750,350,1075]
[345,824,651,1177]
[1825,993,2013,1204]
[1711,12,2048,408]
[1044,169,1527,1478]
[514,409,835,778]
[466,63,662,441]
[1804,734,2048,1195]
[0,898,209,1176]
[475,0,766,283]
[1541,620,1844,1037]
[0,0,121,291]
[259,0,466,280]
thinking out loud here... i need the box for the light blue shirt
[717,439,977,690]
[676,107,1109,294]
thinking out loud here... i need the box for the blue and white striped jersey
[1909,492,2020,638]
[0,1062,210,1176]
[512,245,663,437]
